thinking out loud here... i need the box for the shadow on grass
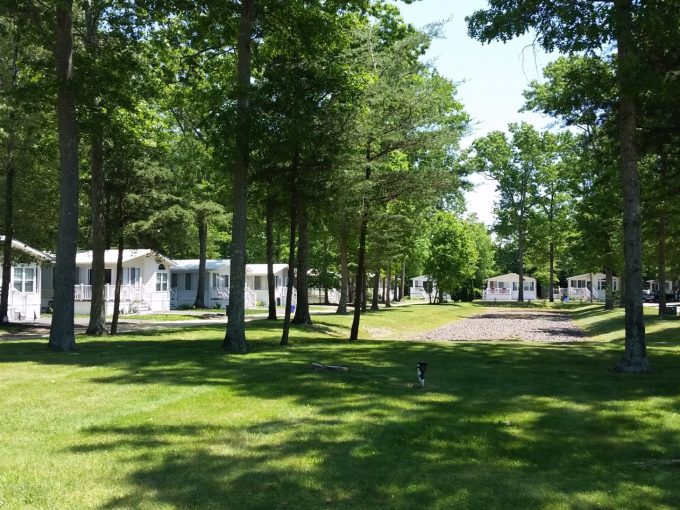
[45,335,680,509]
[3,316,680,508]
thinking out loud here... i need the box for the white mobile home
[0,236,53,321]
[482,273,537,301]
[171,259,231,309]
[169,261,290,309]
[245,264,289,307]
[41,249,175,315]
[567,273,619,302]
[645,279,674,295]
[409,275,435,300]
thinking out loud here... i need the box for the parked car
[643,291,675,303]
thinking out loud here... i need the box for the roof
[0,236,54,262]
[569,273,617,280]
[76,249,175,267]
[173,259,231,272]
[411,275,430,281]
[246,263,288,275]
[486,273,537,282]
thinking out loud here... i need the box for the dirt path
[419,308,587,343]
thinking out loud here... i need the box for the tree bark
[0,28,19,324]
[362,270,368,312]
[266,200,277,320]
[110,234,124,336]
[399,258,406,301]
[605,266,614,311]
[518,227,525,302]
[83,0,107,336]
[614,0,647,372]
[657,209,667,317]
[86,122,107,334]
[193,214,207,308]
[336,227,348,314]
[292,201,311,325]
[385,264,392,308]
[350,159,371,340]
[371,266,380,311]
[49,0,79,352]
[280,188,297,346]
[548,241,555,303]
[223,0,256,353]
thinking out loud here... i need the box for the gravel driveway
[419,309,587,343]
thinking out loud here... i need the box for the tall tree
[223,0,256,353]
[48,0,79,352]
[348,15,468,340]
[468,0,649,371]
[467,123,540,303]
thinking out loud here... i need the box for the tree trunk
[349,209,367,340]
[400,258,406,301]
[657,210,667,317]
[49,0,79,352]
[266,200,277,320]
[350,159,371,340]
[0,28,19,324]
[548,241,555,303]
[605,266,614,311]
[518,228,525,303]
[614,0,647,372]
[110,234,124,335]
[223,0,256,353]
[292,201,312,325]
[385,264,392,308]
[83,0,107,336]
[86,122,107,334]
[336,227,348,314]
[280,189,297,346]
[362,270,368,312]
[194,214,207,308]
[371,266,380,311]
[348,276,355,307]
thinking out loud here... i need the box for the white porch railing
[245,287,257,308]
[74,284,143,302]
[327,288,340,304]
[212,286,229,300]
[483,287,513,301]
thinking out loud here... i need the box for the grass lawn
[1,303,680,509]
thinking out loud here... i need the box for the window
[13,266,35,293]
[254,275,263,290]
[512,282,518,291]
[185,273,192,290]
[171,273,178,289]
[212,273,229,288]
[123,267,140,285]
[156,272,168,292]
[524,281,534,292]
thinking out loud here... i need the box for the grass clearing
[1,303,680,508]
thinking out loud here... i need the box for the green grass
[2,303,680,509]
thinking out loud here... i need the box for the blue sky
[395,0,555,225]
